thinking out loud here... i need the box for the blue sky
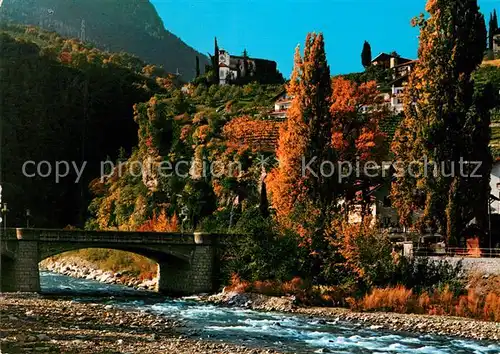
[151,0,499,78]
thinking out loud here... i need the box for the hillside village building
[218,49,279,85]
[494,34,500,54]
[269,91,293,120]
[270,52,418,119]
[371,52,418,114]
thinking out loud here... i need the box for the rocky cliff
[0,0,208,80]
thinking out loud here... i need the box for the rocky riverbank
[206,291,500,342]
[0,293,282,353]
[40,257,158,291]
[40,257,500,343]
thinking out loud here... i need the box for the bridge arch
[38,244,192,264]
[0,254,16,292]
[39,245,194,293]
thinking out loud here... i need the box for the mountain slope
[0,0,208,80]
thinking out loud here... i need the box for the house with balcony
[388,59,418,114]
[269,91,293,120]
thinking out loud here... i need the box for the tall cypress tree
[195,56,200,78]
[212,37,220,85]
[361,40,372,68]
[493,10,498,49]
[489,11,497,50]
[242,49,249,78]
[391,0,489,245]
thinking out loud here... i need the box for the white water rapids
[40,272,500,353]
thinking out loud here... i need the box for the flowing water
[40,272,500,353]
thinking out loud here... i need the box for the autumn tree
[330,77,387,218]
[391,0,491,245]
[138,210,179,232]
[361,41,372,68]
[267,33,334,238]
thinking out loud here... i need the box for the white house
[269,91,293,120]
[389,59,418,114]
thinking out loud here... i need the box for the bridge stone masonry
[0,228,225,295]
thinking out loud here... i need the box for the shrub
[359,286,413,313]
[225,273,251,294]
[483,292,500,322]
[354,285,500,322]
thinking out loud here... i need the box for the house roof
[371,52,413,64]
[393,59,418,68]
[272,89,287,101]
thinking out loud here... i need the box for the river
[40,271,500,353]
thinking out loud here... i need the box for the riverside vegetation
[3,0,500,328]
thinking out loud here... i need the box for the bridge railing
[4,228,199,244]
[0,228,19,240]
[414,247,500,258]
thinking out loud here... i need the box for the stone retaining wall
[428,257,500,275]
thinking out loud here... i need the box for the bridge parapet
[14,229,201,245]
[1,228,19,240]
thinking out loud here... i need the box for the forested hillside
[0,24,175,227]
[0,0,209,80]
[86,82,284,232]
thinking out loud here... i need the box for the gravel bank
[207,291,500,342]
[0,293,282,354]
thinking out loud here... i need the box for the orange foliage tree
[330,77,387,218]
[267,33,334,241]
[138,209,179,232]
[267,34,388,244]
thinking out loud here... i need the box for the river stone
[36,333,50,341]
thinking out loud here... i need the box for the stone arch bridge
[0,228,226,295]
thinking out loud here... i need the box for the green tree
[212,37,220,85]
[361,40,372,68]
[195,56,200,78]
[391,0,490,245]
